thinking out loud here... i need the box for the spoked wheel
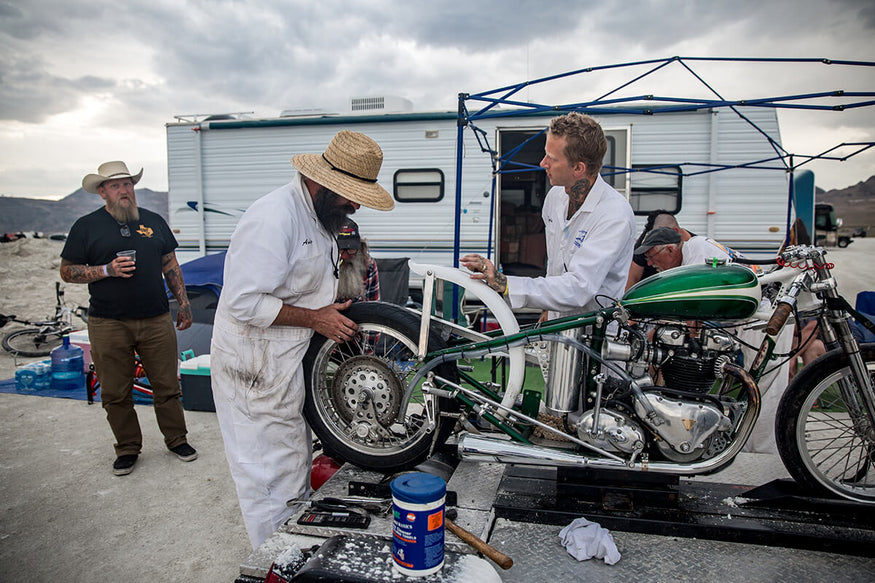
[777,345,875,504]
[303,302,459,473]
[2,327,64,357]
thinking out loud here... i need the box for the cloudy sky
[1,0,873,199]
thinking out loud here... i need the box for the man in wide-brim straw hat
[210,130,393,548]
[60,160,197,478]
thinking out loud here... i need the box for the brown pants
[88,313,188,456]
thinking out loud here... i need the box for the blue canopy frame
[451,56,875,272]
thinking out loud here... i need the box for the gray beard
[336,252,367,300]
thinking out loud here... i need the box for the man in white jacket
[462,112,635,320]
[210,131,394,548]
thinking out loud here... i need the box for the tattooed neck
[566,177,593,219]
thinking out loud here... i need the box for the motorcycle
[302,245,875,505]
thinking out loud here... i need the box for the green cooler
[179,354,215,412]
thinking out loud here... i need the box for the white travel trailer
[165,100,789,295]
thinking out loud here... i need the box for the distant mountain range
[1,176,872,235]
[0,188,168,234]
[817,175,875,230]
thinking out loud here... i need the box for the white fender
[409,261,526,410]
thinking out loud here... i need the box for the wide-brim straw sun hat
[292,130,394,211]
[82,161,143,194]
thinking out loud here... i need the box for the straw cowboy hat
[292,131,394,211]
[82,161,143,194]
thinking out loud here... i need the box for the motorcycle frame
[396,245,875,473]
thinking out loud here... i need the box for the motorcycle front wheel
[303,302,459,473]
[776,344,875,504]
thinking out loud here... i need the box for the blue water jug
[50,335,85,391]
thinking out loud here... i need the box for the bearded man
[60,161,196,477]
[209,131,394,548]
[335,219,380,303]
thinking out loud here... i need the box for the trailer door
[495,126,630,279]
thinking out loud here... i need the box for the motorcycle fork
[811,250,875,432]
[822,310,875,436]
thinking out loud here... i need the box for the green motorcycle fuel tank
[622,263,761,320]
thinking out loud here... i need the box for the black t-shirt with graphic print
[61,207,178,319]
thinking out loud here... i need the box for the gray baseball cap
[634,226,681,255]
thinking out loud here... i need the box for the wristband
[103,264,109,277]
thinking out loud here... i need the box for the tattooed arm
[60,257,133,283]
[161,252,193,330]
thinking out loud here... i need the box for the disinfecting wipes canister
[390,472,446,577]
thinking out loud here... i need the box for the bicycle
[1,282,89,357]
[86,356,153,405]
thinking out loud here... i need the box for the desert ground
[0,236,873,581]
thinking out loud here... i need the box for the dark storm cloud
[2,0,873,124]
[364,0,586,50]
[0,0,84,39]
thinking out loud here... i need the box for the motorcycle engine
[654,325,738,393]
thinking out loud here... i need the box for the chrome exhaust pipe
[457,433,628,470]
[458,362,762,475]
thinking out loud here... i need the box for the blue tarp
[172,251,226,297]
[0,377,153,404]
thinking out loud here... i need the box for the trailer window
[393,169,444,203]
[629,165,682,215]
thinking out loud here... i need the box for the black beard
[314,187,355,234]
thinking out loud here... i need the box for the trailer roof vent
[350,95,413,114]
[279,107,338,118]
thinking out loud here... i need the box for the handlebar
[733,256,780,266]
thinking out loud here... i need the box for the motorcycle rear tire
[776,344,875,504]
[2,327,63,357]
[303,301,459,473]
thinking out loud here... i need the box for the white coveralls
[505,176,636,319]
[210,175,337,549]
[680,236,792,454]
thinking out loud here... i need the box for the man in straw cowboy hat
[60,161,197,477]
[210,130,393,548]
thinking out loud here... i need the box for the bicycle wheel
[2,327,64,357]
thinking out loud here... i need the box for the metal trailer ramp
[493,465,875,556]
[236,456,875,582]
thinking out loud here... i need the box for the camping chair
[374,257,411,306]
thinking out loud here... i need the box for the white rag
[558,517,621,565]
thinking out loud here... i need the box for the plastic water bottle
[14,364,39,392]
[36,360,52,390]
[50,335,85,391]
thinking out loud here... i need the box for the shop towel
[558,517,621,565]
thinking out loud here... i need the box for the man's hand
[176,303,193,330]
[111,256,136,278]
[310,300,358,342]
[460,253,507,294]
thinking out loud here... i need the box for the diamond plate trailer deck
[234,453,875,582]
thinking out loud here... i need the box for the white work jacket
[506,175,635,319]
[215,174,338,338]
